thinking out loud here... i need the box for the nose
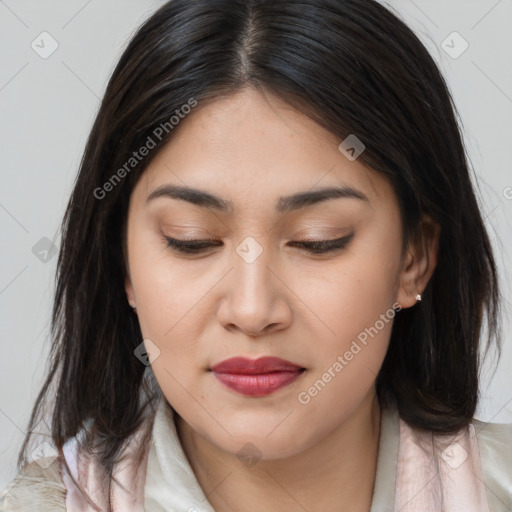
[216,239,292,337]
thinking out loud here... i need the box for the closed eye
[164,233,354,255]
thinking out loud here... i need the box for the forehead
[134,87,394,212]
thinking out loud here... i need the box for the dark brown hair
[15,0,502,510]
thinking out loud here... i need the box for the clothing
[1,394,511,511]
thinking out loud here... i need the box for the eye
[288,233,354,254]
[164,233,354,255]
[164,237,223,254]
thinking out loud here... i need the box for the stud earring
[415,293,422,301]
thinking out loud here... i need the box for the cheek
[127,227,207,364]
[305,232,401,347]
[295,259,397,429]
[296,226,401,416]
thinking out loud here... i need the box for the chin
[205,424,314,462]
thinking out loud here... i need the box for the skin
[124,86,440,511]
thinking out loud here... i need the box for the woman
[1,0,511,511]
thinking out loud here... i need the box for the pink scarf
[394,417,491,511]
[62,426,149,511]
[61,404,491,511]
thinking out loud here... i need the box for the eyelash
[164,233,354,255]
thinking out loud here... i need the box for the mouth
[210,356,306,396]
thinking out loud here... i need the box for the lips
[211,356,303,374]
[210,356,305,396]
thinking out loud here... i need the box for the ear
[125,275,137,309]
[396,214,440,309]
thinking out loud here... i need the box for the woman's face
[124,86,419,459]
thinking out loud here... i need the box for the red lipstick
[210,356,305,396]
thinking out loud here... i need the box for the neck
[176,389,381,512]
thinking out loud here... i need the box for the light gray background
[1,0,511,490]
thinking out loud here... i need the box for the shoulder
[471,417,512,511]
[0,457,66,512]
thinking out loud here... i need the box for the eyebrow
[146,184,369,213]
